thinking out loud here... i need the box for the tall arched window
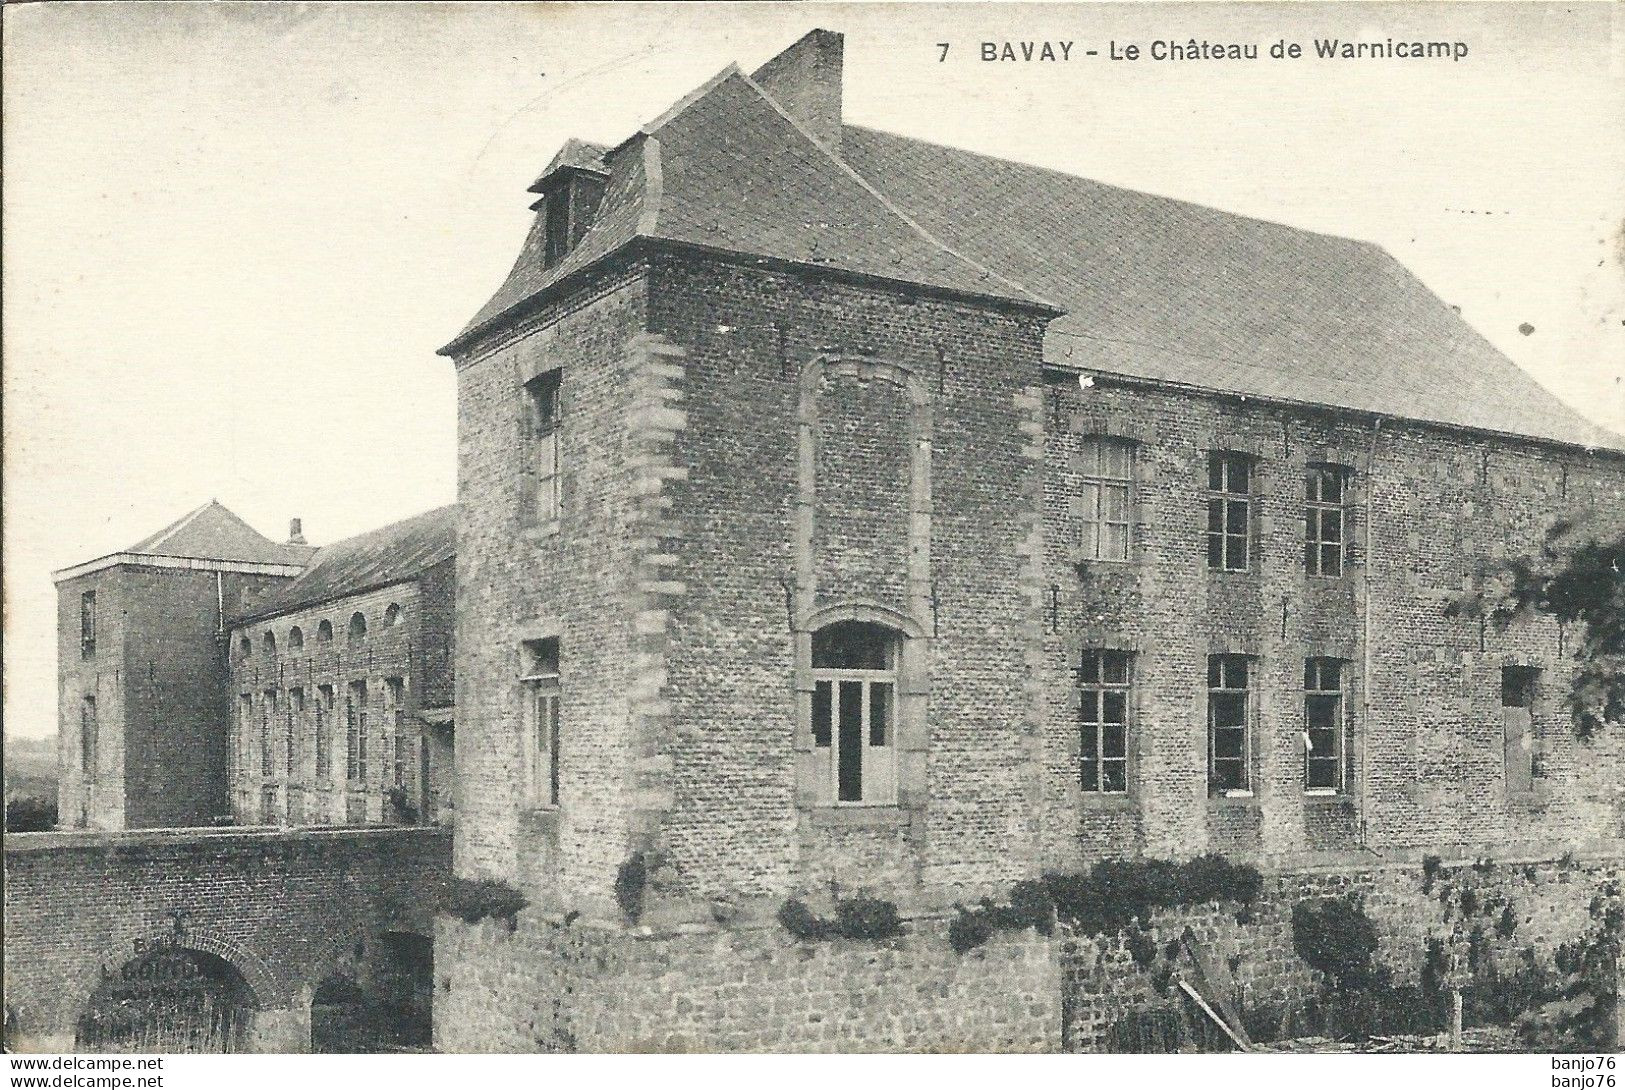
[317,620,333,644]
[811,621,898,805]
[288,626,304,652]
[238,636,252,662]
[383,603,402,628]
[263,631,277,657]
[347,612,367,643]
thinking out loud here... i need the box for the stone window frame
[1500,663,1541,797]
[263,630,277,658]
[347,611,368,644]
[520,368,564,533]
[288,626,304,653]
[1206,653,1257,798]
[260,689,278,780]
[286,686,303,781]
[519,637,561,810]
[316,619,334,644]
[793,602,928,816]
[1305,462,1354,577]
[1076,648,1135,796]
[1204,450,1257,573]
[383,603,403,629]
[384,677,409,790]
[345,678,369,786]
[80,694,98,779]
[1073,436,1136,563]
[791,352,933,822]
[1302,657,1348,795]
[313,684,335,783]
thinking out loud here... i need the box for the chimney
[287,518,306,546]
[751,29,844,154]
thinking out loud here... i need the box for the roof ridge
[844,123,1379,253]
[132,499,218,553]
[642,63,742,136]
[638,136,663,237]
[738,74,1056,311]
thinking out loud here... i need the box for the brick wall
[228,582,433,825]
[451,261,652,909]
[57,564,294,830]
[1040,373,1625,872]
[2,826,450,1052]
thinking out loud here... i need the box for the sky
[4,2,1622,740]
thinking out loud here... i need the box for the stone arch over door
[75,939,261,1053]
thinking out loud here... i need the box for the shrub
[1460,887,1479,917]
[1292,895,1381,989]
[441,877,527,928]
[1496,904,1519,940]
[1421,854,1443,893]
[1042,854,1263,937]
[4,795,56,832]
[777,894,902,943]
[948,905,997,954]
[614,852,650,923]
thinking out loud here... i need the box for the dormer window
[532,161,607,271]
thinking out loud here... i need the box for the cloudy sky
[4,2,1622,740]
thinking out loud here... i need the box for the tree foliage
[1449,508,1625,738]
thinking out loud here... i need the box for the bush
[614,852,649,923]
[777,894,903,943]
[1041,854,1263,937]
[441,877,527,927]
[948,906,997,954]
[1292,895,1381,989]
[5,795,56,832]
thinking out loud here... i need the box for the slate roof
[233,504,456,623]
[124,501,314,566]
[840,126,1619,451]
[445,66,1051,351]
[530,139,610,190]
[447,41,1618,453]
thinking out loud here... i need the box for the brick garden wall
[2,826,451,1052]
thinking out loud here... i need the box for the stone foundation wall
[435,911,1058,1053]
[435,851,1620,1053]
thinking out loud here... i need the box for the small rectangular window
[1207,655,1253,795]
[1306,465,1351,576]
[1502,666,1538,795]
[81,695,98,779]
[523,370,563,526]
[80,591,97,659]
[1077,650,1131,794]
[1304,659,1345,793]
[315,685,334,780]
[521,639,561,807]
[1076,438,1134,562]
[1206,453,1253,572]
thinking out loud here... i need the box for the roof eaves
[1047,357,1625,458]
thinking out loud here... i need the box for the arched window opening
[237,637,252,662]
[347,612,367,642]
[811,621,899,805]
[383,603,402,628]
[317,619,334,644]
[288,626,304,652]
[263,631,277,657]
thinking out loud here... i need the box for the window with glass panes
[521,639,561,807]
[1304,659,1345,793]
[386,678,407,788]
[346,680,368,783]
[315,686,333,780]
[286,688,303,779]
[1206,453,1253,572]
[524,370,563,524]
[1076,438,1133,561]
[811,621,899,805]
[1305,465,1350,575]
[1207,655,1253,794]
[1077,650,1131,794]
